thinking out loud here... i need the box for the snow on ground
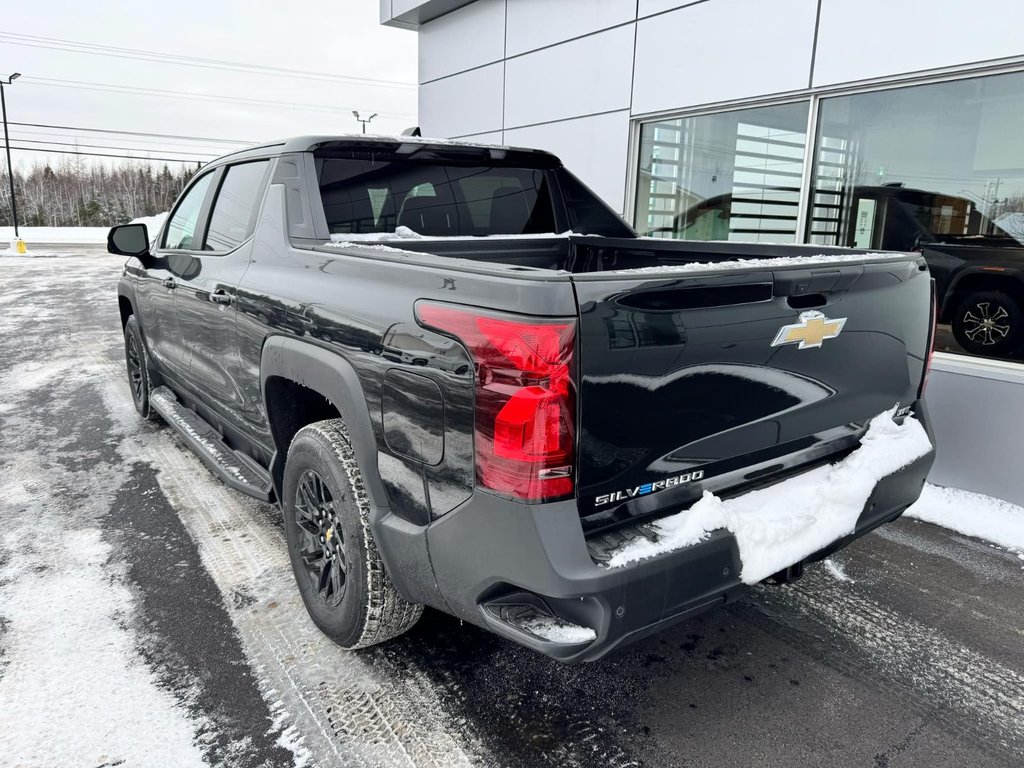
[130,211,169,235]
[0,255,208,767]
[605,409,933,583]
[0,214,166,248]
[907,484,1024,555]
[0,226,109,244]
[823,558,853,582]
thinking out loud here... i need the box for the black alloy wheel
[281,419,422,648]
[127,331,144,400]
[123,315,157,420]
[293,469,348,608]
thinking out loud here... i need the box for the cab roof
[207,134,560,167]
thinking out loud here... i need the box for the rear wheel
[124,315,158,420]
[951,290,1024,358]
[282,419,422,648]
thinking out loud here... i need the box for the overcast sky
[0,0,418,170]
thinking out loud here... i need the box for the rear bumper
[425,404,935,662]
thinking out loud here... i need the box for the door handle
[209,290,233,305]
[162,278,176,289]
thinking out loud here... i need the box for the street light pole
[352,111,378,135]
[1,73,20,239]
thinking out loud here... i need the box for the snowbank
[906,484,1024,553]
[0,213,167,246]
[130,211,168,233]
[604,409,933,583]
[0,226,109,244]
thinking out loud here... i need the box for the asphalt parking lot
[1,250,1022,768]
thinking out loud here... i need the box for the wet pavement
[0,251,1021,767]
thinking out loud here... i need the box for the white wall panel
[504,25,634,128]
[452,130,505,144]
[926,355,1024,506]
[505,0,636,57]
[632,0,818,114]
[637,0,708,18]
[418,0,505,83]
[504,110,631,212]
[419,63,504,137]
[814,0,1024,87]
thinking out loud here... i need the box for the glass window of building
[635,102,810,243]
[810,72,1024,361]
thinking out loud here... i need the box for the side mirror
[108,223,150,258]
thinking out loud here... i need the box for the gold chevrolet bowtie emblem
[771,311,847,350]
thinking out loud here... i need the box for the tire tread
[289,419,423,648]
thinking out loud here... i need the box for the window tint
[317,158,555,236]
[205,160,270,251]
[555,169,636,238]
[163,173,214,250]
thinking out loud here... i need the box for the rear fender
[259,335,444,609]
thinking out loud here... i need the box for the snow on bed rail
[606,251,912,275]
[326,227,581,244]
[603,408,933,583]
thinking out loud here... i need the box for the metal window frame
[623,58,1024,238]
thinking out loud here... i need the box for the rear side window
[163,173,214,250]
[205,160,271,251]
[555,169,636,238]
[317,158,555,237]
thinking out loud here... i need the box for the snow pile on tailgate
[604,408,933,583]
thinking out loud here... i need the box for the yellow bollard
[13,238,26,254]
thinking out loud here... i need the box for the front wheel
[951,290,1024,358]
[124,315,158,420]
[282,419,422,649]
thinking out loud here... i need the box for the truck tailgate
[571,255,932,530]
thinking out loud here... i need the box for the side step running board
[150,386,273,502]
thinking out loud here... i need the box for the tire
[282,419,422,648]
[124,315,158,420]
[951,290,1024,357]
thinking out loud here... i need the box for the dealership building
[381,0,1024,504]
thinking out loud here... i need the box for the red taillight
[919,280,937,397]
[416,302,576,503]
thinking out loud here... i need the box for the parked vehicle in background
[108,135,936,662]
[655,183,1024,359]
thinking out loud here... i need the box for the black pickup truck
[108,136,936,662]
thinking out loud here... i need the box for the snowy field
[1,214,166,253]
[0,251,1021,768]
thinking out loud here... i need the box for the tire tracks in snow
[96,373,480,768]
[751,568,1024,756]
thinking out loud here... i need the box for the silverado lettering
[594,471,705,506]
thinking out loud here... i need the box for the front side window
[163,173,214,250]
[317,158,555,237]
[634,102,810,243]
[205,161,271,251]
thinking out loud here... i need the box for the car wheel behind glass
[951,290,1024,358]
